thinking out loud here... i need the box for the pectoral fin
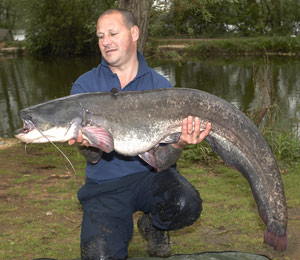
[139,133,181,168]
[139,146,159,168]
[81,126,114,153]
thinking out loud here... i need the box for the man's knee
[81,233,128,260]
[81,237,110,260]
[151,168,202,230]
[80,209,131,260]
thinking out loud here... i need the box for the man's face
[96,12,137,68]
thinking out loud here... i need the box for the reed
[262,104,300,164]
[250,56,300,165]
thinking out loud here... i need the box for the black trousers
[78,167,202,260]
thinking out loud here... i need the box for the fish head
[14,99,82,144]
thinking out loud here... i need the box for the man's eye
[111,33,118,36]
[98,36,103,40]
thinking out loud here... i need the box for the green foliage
[248,57,300,165]
[180,142,219,165]
[0,0,21,30]
[181,36,300,56]
[180,115,300,168]
[276,0,300,35]
[150,0,221,37]
[4,0,300,55]
[149,11,175,37]
[269,35,300,53]
[261,104,300,165]
[149,1,175,37]
[266,128,300,164]
[23,0,115,56]
[149,0,300,38]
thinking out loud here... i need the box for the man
[69,8,211,260]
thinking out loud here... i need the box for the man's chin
[104,57,120,67]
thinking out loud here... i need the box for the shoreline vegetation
[1,35,300,57]
[145,36,300,58]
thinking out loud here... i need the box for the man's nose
[102,35,111,46]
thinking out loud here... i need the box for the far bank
[1,36,300,58]
[146,36,300,58]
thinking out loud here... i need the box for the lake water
[1,54,300,137]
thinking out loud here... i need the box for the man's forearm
[151,144,183,171]
[78,146,103,164]
[78,143,182,169]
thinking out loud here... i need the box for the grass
[0,141,299,259]
[282,167,300,207]
[0,143,83,260]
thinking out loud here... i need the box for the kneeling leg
[151,167,202,230]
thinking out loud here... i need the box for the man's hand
[68,130,89,146]
[172,116,211,150]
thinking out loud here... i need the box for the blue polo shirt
[71,51,173,183]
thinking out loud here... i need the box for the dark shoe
[137,213,171,257]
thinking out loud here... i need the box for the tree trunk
[269,0,281,33]
[119,0,153,54]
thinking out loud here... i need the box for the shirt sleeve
[71,77,89,95]
[160,78,173,89]
[151,69,174,90]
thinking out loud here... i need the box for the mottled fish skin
[14,88,287,251]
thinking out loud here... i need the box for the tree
[0,0,18,30]
[173,0,223,35]
[24,0,114,56]
[149,0,224,37]
[260,0,300,35]
[119,0,153,53]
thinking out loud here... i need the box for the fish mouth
[14,119,35,136]
[14,118,80,144]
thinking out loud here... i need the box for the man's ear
[131,25,139,42]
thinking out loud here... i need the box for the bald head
[99,8,138,30]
